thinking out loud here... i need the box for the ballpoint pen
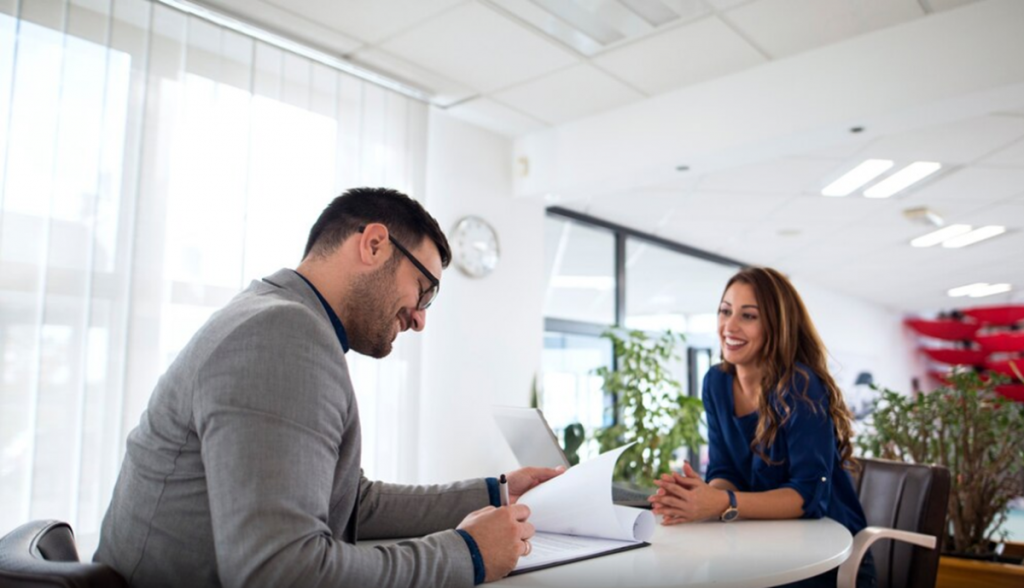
[499,474,510,506]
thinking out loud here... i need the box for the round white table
[495,517,852,588]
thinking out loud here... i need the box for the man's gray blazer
[95,269,489,588]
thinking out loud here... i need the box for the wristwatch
[720,489,739,522]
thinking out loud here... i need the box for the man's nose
[409,307,426,332]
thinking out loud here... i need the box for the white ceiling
[190,0,1024,314]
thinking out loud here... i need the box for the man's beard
[347,258,402,358]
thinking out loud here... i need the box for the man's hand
[648,462,729,524]
[505,466,565,502]
[457,504,535,582]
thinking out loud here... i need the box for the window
[541,207,743,468]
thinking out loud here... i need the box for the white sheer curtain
[0,0,428,555]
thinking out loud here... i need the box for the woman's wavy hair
[718,267,857,471]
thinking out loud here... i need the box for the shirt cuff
[485,477,501,507]
[456,529,486,585]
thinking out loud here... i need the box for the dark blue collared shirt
[293,271,349,353]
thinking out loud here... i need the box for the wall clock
[451,216,499,278]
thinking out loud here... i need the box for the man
[95,187,559,587]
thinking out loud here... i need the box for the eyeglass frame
[358,225,440,310]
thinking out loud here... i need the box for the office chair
[837,458,951,588]
[0,520,127,588]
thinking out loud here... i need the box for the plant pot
[936,554,1024,588]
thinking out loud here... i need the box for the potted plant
[858,370,1024,587]
[592,329,704,487]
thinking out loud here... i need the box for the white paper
[517,443,655,543]
[512,444,656,573]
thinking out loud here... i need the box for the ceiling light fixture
[946,282,1011,297]
[910,224,972,248]
[948,282,1012,298]
[941,225,1006,248]
[821,159,893,197]
[947,282,989,297]
[863,161,941,198]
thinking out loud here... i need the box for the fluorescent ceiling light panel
[552,275,615,290]
[910,224,972,248]
[528,0,625,45]
[969,283,1011,297]
[947,282,989,297]
[619,0,679,26]
[863,161,941,198]
[821,159,893,197]
[941,225,1006,248]
[947,282,1012,298]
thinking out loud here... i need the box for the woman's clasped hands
[648,462,731,525]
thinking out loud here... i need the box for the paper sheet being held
[511,444,655,573]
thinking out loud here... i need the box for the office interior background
[1,0,1023,560]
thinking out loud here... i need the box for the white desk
[496,518,852,588]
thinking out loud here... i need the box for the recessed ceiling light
[947,282,989,297]
[941,225,1006,248]
[821,159,893,197]
[863,161,941,198]
[910,224,972,248]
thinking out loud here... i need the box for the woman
[648,267,874,588]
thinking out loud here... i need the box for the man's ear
[357,223,390,267]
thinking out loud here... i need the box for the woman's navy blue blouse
[702,363,867,535]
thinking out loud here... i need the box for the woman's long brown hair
[718,267,856,471]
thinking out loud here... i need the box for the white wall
[418,109,545,483]
[792,276,927,402]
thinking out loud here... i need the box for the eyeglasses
[359,225,440,310]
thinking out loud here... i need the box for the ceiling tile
[492,64,644,125]
[666,191,794,225]
[704,0,756,10]
[856,115,1024,165]
[697,158,842,194]
[592,16,765,95]
[925,0,983,12]
[979,137,1024,168]
[444,97,547,137]
[381,2,578,93]
[350,47,475,106]
[587,189,689,233]
[264,0,466,44]
[904,167,1024,204]
[724,0,923,59]
[196,0,365,54]
[762,193,888,225]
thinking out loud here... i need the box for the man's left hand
[505,466,565,502]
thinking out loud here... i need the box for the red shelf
[995,384,1024,403]
[905,319,979,341]
[985,359,1024,377]
[920,348,987,365]
[961,305,1024,326]
[975,332,1024,353]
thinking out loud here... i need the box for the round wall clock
[451,216,499,278]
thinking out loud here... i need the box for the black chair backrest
[0,520,126,588]
[854,458,951,588]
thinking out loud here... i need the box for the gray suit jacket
[95,269,489,588]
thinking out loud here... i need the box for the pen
[499,474,509,506]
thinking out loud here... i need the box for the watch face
[452,216,499,278]
[722,508,739,522]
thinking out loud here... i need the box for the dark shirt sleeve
[703,371,745,490]
[778,369,835,519]
[456,530,486,585]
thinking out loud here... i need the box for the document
[511,444,655,574]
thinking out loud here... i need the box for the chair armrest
[836,526,937,588]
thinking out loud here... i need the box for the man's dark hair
[303,187,451,269]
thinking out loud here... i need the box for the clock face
[452,216,499,278]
